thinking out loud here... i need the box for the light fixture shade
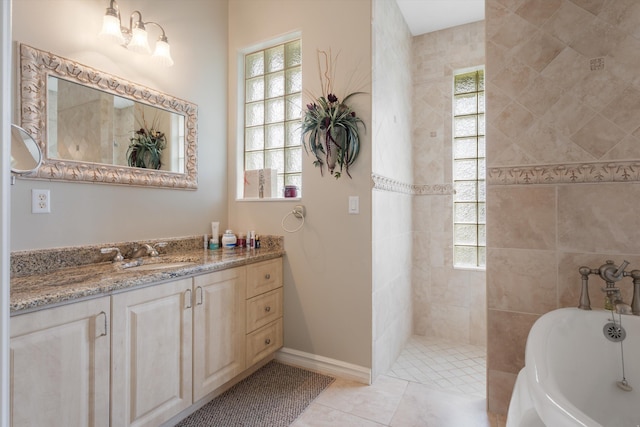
[99,14,125,45]
[151,40,174,67]
[127,27,151,54]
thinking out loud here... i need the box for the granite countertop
[11,238,284,315]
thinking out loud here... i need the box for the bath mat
[175,360,334,426]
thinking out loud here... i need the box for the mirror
[18,44,198,189]
[11,123,42,174]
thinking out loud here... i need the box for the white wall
[10,0,228,251]
[1,1,12,424]
[228,0,373,369]
[371,0,414,379]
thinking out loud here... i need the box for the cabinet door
[111,278,193,427]
[10,296,110,427]
[192,267,246,401]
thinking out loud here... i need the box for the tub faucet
[578,260,639,315]
[611,290,633,315]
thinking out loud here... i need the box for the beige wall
[486,0,640,414]
[412,21,486,347]
[228,0,373,369]
[10,0,228,250]
[371,0,413,379]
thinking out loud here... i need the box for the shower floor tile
[386,335,487,398]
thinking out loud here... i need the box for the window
[243,39,302,198]
[452,69,485,268]
[171,113,185,173]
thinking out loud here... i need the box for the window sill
[236,197,302,202]
[453,265,486,272]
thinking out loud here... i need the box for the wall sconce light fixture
[98,0,174,67]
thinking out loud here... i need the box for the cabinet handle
[185,289,192,309]
[97,311,108,337]
[196,286,203,305]
[265,273,271,280]
[264,338,271,345]
[264,306,271,312]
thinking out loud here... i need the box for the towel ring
[281,205,305,233]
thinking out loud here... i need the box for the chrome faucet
[101,247,123,262]
[578,260,639,315]
[129,242,167,258]
[151,242,168,256]
[129,244,154,259]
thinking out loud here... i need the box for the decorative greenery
[301,50,366,179]
[127,117,166,170]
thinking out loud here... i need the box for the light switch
[348,196,359,215]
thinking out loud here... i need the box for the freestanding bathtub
[507,307,640,427]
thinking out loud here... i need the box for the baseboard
[275,347,371,384]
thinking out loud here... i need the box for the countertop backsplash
[11,234,284,278]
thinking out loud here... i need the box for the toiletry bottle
[210,222,220,249]
[237,232,246,248]
[255,234,260,249]
[222,230,237,249]
[249,231,255,249]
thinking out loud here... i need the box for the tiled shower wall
[371,0,414,380]
[486,0,640,414]
[411,22,486,347]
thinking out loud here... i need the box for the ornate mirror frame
[18,43,198,189]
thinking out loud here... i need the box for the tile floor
[386,335,486,398]
[291,336,507,427]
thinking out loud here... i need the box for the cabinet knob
[264,306,271,312]
[265,273,271,280]
[264,338,271,345]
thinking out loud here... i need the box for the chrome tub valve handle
[600,260,629,284]
[579,266,595,310]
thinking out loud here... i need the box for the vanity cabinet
[10,296,110,427]
[245,259,283,365]
[111,278,193,427]
[9,256,283,427]
[193,267,246,401]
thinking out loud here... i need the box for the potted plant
[301,50,366,179]
[127,120,166,170]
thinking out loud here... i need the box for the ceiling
[395,0,485,36]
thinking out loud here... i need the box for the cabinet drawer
[246,319,283,366]
[246,259,282,298]
[246,288,283,333]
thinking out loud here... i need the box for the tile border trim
[487,161,640,185]
[371,173,454,195]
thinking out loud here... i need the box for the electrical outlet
[32,189,51,214]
